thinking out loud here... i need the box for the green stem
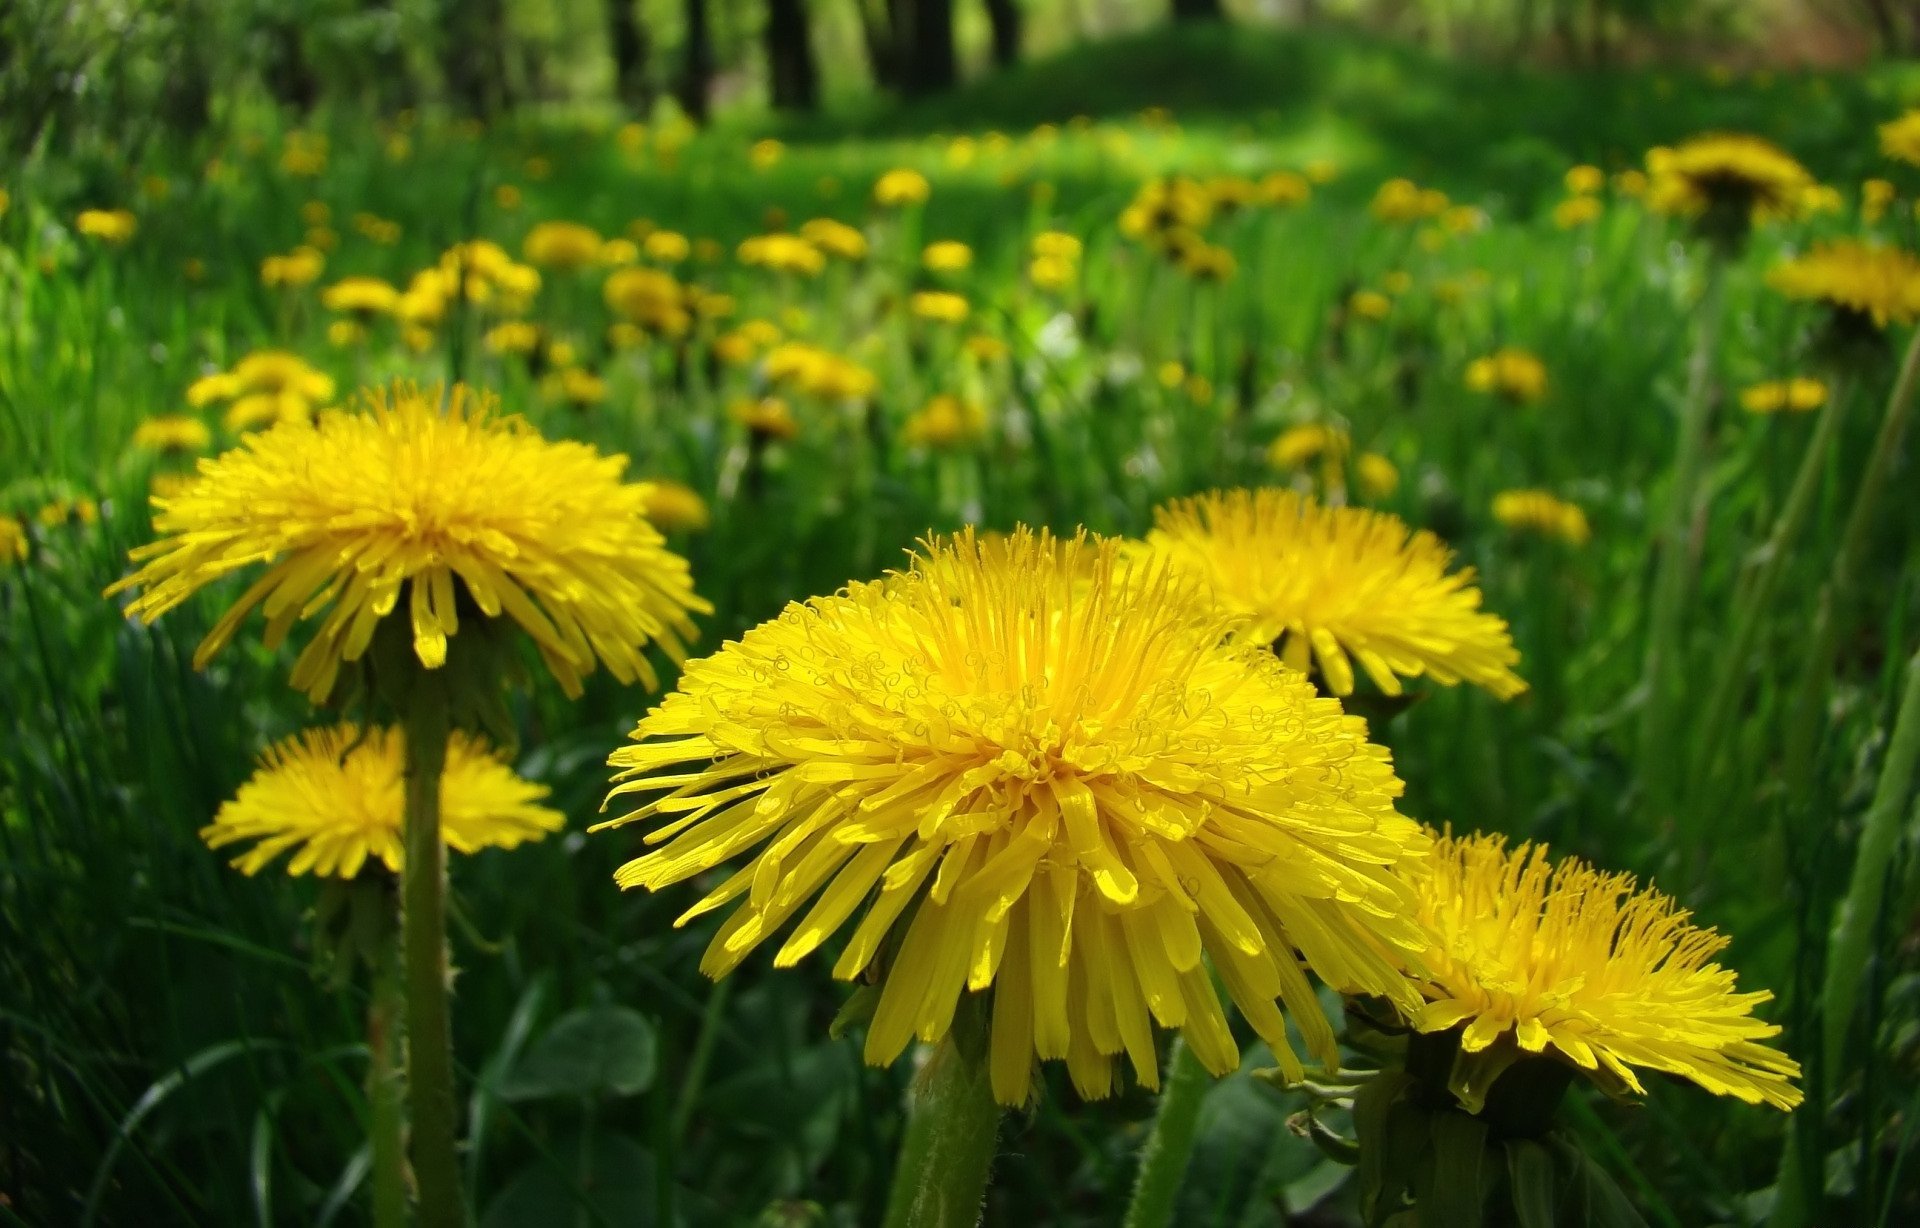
[1637,257,1727,821]
[671,976,734,1150]
[1822,646,1920,1070]
[1693,374,1853,791]
[1121,1037,1212,1228]
[1780,324,1920,802]
[368,903,409,1228]
[880,1009,1003,1228]
[403,680,464,1228]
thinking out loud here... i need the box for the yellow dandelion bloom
[1182,244,1236,282]
[640,480,711,534]
[737,234,827,277]
[964,334,1008,363]
[132,415,213,455]
[729,396,800,442]
[485,321,544,357]
[321,276,401,316]
[1491,490,1591,546]
[1646,133,1812,225]
[1564,164,1605,195]
[1145,489,1525,699]
[1357,452,1400,499]
[1266,423,1349,470]
[546,366,607,408]
[604,267,692,337]
[799,218,868,262]
[1878,110,1920,167]
[328,320,367,349]
[109,382,709,701]
[261,246,325,289]
[1740,377,1827,415]
[76,208,138,244]
[523,221,604,270]
[901,394,987,448]
[874,168,931,207]
[1029,255,1075,290]
[1260,171,1311,206]
[1349,290,1392,320]
[1553,196,1603,229]
[1031,231,1083,262]
[909,290,970,324]
[1767,240,1920,328]
[764,344,877,401]
[205,725,562,878]
[1465,348,1549,404]
[644,230,691,264]
[1862,178,1896,223]
[922,240,974,273]
[597,528,1431,1106]
[2,515,28,564]
[749,138,785,170]
[1370,179,1448,224]
[1409,831,1800,1112]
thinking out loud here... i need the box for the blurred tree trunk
[766,0,820,110]
[608,0,653,112]
[983,0,1021,67]
[1172,0,1224,22]
[678,0,715,122]
[442,0,510,117]
[264,18,321,114]
[160,0,214,136]
[856,0,903,91]
[900,0,956,97]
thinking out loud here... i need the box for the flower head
[321,277,401,316]
[1767,240,1920,329]
[523,221,605,270]
[1879,110,1920,167]
[1645,134,1811,230]
[1740,377,1827,415]
[640,480,711,533]
[1465,348,1549,404]
[1408,831,1800,1112]
[909,290,970,323]
[800,218,868,262]
[109,382,709,701]
[737,234,827,277]
[1,515,27,564]
[76,209,138,244]
[598,528,1430,1106]
[205,724,562,877]
[874,168,932,207]
[132,415,213,455]
[1144,489,1525,699]
[1491,490,1590,545]
[922,240,974,273]
[902,394,987,448]
[261,246,326,289]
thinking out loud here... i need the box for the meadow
[3,22,1919,1228]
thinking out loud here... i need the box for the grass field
[3,22,1919,1228]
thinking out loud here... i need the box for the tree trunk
[983,0,1022,68]
[857,0,903,91]
[678,0,714,122]
[265,19,322,114]
[608,0,653,112]
[1171,0,1224,22]
[766,0,821,110]
[900,0,956,97]
[442,0,510,117]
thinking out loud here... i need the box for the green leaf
[1553,1137,1651,1228]
[828,982,880,1039]
[498,1005,657,1101]
[1423,1111,1491,1228]
[1506,1139,1558,1228]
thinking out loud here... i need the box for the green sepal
[1505,1139,1558,1228]
[829,983,881,1040]
[1294,1106,1363,1165]
[1419,1110,1491,1228]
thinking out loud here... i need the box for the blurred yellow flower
[1492,489,1590,545]
[261,246,325,289]
[922,240,974,272]
[495,183,523,210]
[1553,196,1603,229]
[1564,164,1605,195]
[1465,348,1549,404]
[750,138,785,169]
[1371,178,1448,223]
[1646,133,1811,228]
[545,366,607,408]
[321,276,400,316]
[604,267,692,337]
[640,480,711,533]
[738,234,826,276]
[1357,452,1400,498]
[874,168,931,207]
[132,416,213,456]
[1349,289,1392,320]
[205,725,562,878]
[484,321,543,357]
[2,515,28,564]
[1767,240,1920,328]
[76,208,138,244]
[965,334,1008,362]
[799,218,868,261]
[764,343,876,400]
[902,394,987,447]
[1030,255,1075,290]
[598,238,640,266]
[1878,109,1920,167]
[327,320,367,348]
[909,290,970,323]
[730,396,800,441]
[523,221,604,270]
[1260,170,1311,206]
[1740,378,1827,415]
[1267,423,1349,470]
[280,132,328,177]
[644,230,691,264]
[1862,178,1896,223]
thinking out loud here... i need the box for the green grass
[3,21,1918,1228]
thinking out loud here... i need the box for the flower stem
[402,679,463,1228]
[1637,257,1727,822]
[367,901,409,1228]
[1121,1037,1212,1228]
[880,1006,1002,1228]
[1693,374,1853,793]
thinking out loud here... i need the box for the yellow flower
[306,226,339,253]
[1181,243,1236,282]
[1491,490,1591,545]
[1552,196,1603,229]
[1739,377,1828,415]
[764,344,876,401]
[76,208,138,244]
[1645,133,1812,226]
[1862,178,1896,223]
[965,334,1008,362]
[799,218,868,262]
[546,366,607,408]
[1145,489,1525,699]
[1370,178,1448,223]
[874,168,931,207]
[261,246,325,289]
[1878,110,1920,167]
[279,132,328,177]
[643,230,691,264]
[301,201,332,227]
[1260,171,1311,206]
[1408,831,1800,1112]
[1356,452,1399,499]
[321,276,401,316]
[1614,168,1649,197]
[750,138,785,170]
[328,320,367,349]
[1031,231,1083,262]
[1349,290,1392,320]
[485,321,544,357]
[737,234,827,276]
[1266,423,1348,470]
[604,267,692,337]
[909,290,970,324]
[523,221,604,270]
[353,213,402,245]
[597,528,1431,1106]
[640,480,711,533]
[730,396,800,441]
[38,496,98,527]
[109,382,710,701]
[1767,240,1920,328]
[1305,158,1339,183]
[1464,348,1549,404]
[1563,164,1605,195]
[132,415,213,455]
[204,725,562,878]
[234,350,336,404]
[495,184,523,210]
[1029,255,1075,290]
[1158,361,1187,390]
[1,515,28,564]
[901,394,987,448]
[922,240,974,273]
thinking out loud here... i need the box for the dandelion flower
[874,168,931,207]
[1145,489,1525,699]
[132,415,213,455]
[1349,290,1392,320]
[1878,110,1920,167]
[76,208,138,244]
[909,290,970,324]
[901,394,987,448]
[1740,378,1827,415]
[1646,134,1811,229]
[1563,165,1605,195]
[523,221,605,270]
[321,277,401,317]
[109,382,709,702]
[1491,490,1591,546]
[1356,452,1400,499]
[922,240,974,273]
[205,725,563,878]
[1408,831,1801,1112]
[1767,240,1920,329]
[800,218,868,262]
[261,246,326,289]
[598,529,1431,1106]
[1266,423,1349,471]
[730,396,800,442]
[1,515,27,564]
[1464,349,1549,404]
[1552,196,1603,229]
[640,480,710,534]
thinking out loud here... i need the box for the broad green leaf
[499,1004,658,1101]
